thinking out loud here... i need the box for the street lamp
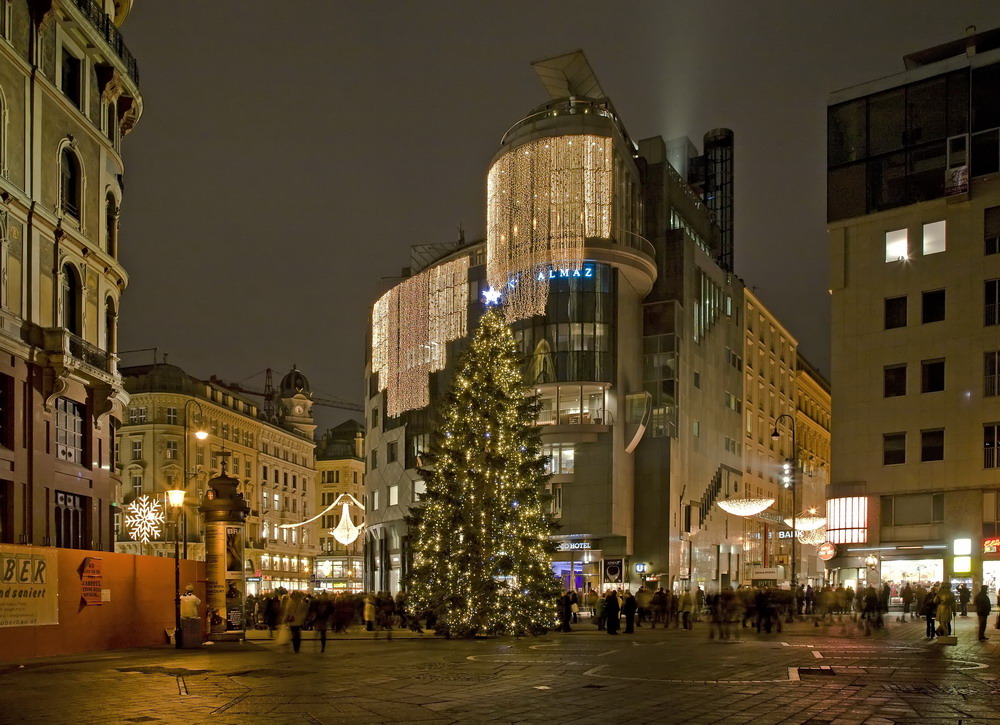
[166,487,186,649]
[182,399,207,559]
[771,414,797,593]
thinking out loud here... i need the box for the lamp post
[166,488,186,649]
[182,399,208,559]
[771,414,797,594]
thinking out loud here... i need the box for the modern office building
[117,362,318,594]
[365,52,818,595]
[0,0,141,550]
[314,420,365,593]
[826,26,1000,593]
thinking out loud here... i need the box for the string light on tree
[407,309,559,637]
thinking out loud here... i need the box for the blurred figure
[975,585,992,641]
[283,591,310,653]
[605,589,621,635]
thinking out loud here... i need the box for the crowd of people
[241,581,997,651]
[244,590,428,652]
[555,581,1000,640]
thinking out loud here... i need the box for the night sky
[117,2,1000,431]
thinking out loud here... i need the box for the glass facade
[825,67,1000,221]
[511,262,616,384]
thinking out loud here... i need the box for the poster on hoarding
[0,545,58,627]
[602,558,624,585]
[225,527,243,573]
[80,557,102,606]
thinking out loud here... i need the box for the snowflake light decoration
[124,495,165,543]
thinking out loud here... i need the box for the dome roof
[280,365,310,397]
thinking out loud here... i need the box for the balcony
[72,0,140,84]
[43,328,115,384]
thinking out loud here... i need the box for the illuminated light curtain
[371,257,470,418]
[487,134,612,322]
[826,496,868,544]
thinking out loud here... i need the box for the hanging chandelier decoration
[784,508,827,531]
[331,502,362,546]
[486,134,612,322]
[371,256,469,417]
[797,525,828,546]
[279,493,365,545]
[717,497,775,517]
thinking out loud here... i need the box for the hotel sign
[556,541,593,551]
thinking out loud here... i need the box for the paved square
[2,615,997,723]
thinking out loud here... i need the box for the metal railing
[73,0,140,84]
[68,333,110,371]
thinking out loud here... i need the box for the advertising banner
[602,558,624,585]
[0,545,58,627]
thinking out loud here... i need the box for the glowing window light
[486,134,613,322]
[826,497,868,544]
[885,228,908,262]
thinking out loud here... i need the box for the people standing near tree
[622,589,637,634]
[975,585,992,641]
[958,583,971,617]
[605,590,621,634]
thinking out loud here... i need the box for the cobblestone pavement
[2,614,998,724]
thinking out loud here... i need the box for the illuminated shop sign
[985,537,1000,555]
[826,497,868,544]
[556,541,593,551]
[536,263,596,281]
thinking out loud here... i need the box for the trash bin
[181,618,203,648]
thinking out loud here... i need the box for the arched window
[105,193,118,256]
[61,263,81,336]
[105,296,116,352]
[60,148,81,219]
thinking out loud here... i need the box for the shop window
[920,429,944,462]
[921,359,945,393]
[883,364,906,397]
[883,432,905,465]
[921,289,945,323]
[884,296,907,329]
[922,220,946,255]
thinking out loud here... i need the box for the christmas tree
[407,308,558,637]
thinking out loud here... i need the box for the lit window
[413,480,426,501]
[389,485,398,506]
[372,490,379,510]
[885,228,908,262]
[165,440,178,460]
[922,220,945,255]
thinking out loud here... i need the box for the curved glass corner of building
[511,261,616,386]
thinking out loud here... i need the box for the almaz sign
[536,264,596,281]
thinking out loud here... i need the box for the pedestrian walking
[363,594,376,632]
[680,589,694,630]
[900,583,913,622]
[594,590,606,630]
[975,585,992,641]
[283,591,311,653]
[310,592,333,652]
[937,589,954,636]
